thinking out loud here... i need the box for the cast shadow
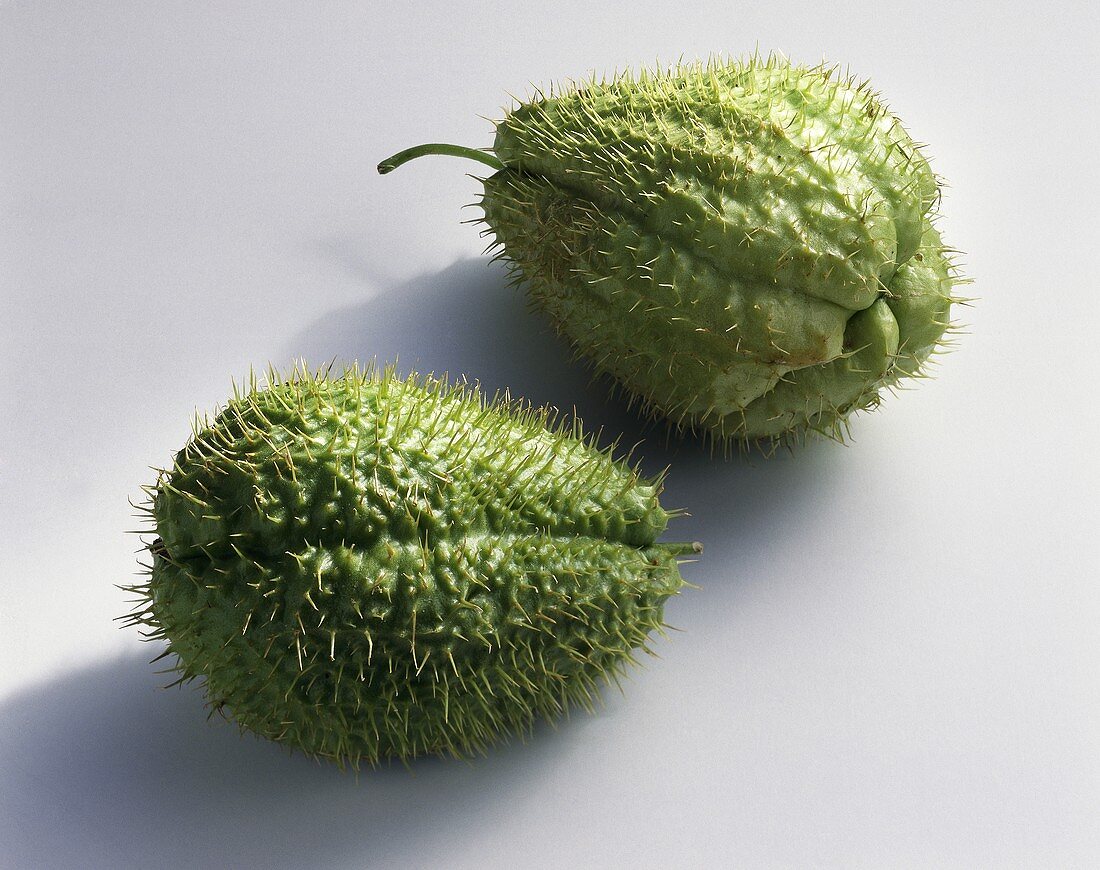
[0,651,591,869]
[285,252,669,470]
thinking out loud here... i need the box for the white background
[2,2,1098,867]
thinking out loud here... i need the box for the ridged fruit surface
[123,366,694,766]
[381,56,962,449]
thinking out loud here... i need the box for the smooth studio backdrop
[2,2,1098,867]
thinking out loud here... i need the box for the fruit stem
[377,144,504,175]
[662,542,704,556]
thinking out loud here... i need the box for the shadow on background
[0,651,584,869]
[286,249,669,468]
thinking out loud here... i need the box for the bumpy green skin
[479,57,957,447]
[125,367,689,766]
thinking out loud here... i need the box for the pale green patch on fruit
[121,364,698,767]
[379,54,967,451]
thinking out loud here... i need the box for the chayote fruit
[122,365,697,766]
[380,56,962,449]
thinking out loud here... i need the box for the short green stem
[662,542,704,556]
[377,143,504,175]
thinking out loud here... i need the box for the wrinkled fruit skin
[125,368,689,766]
[480,57,958,448]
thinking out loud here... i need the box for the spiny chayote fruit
[122,365,698,766]
[379,55,964,450]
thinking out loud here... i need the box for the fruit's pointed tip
[377,161,395,175]
[664,541,704,556]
